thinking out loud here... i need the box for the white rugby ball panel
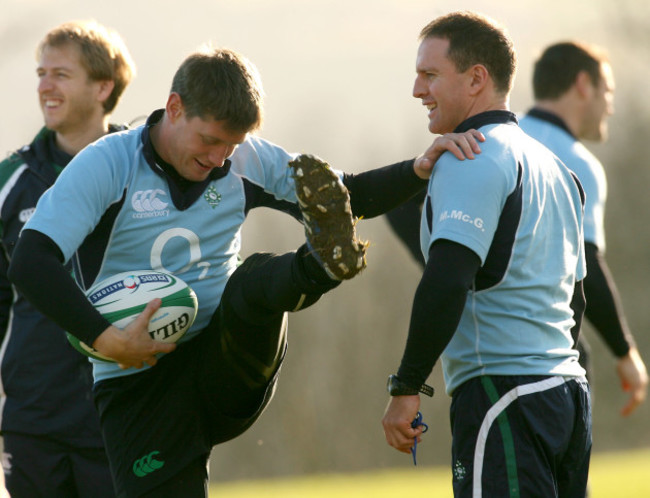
[66,270,198,362]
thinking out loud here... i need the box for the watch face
[387,375,412,395]
[387,375,395,392]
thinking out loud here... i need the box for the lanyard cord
[410,411,429,466]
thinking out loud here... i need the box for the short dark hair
[419,11,516,95]
[38,20,136,114]
[170,47,264,133]
[532,42,608,100]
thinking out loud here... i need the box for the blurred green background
[1,0,649,492]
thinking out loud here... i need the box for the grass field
[209,448,650,497]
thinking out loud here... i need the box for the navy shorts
[93,316,282,498]
[2,432,114,497]
[450,375,591,498]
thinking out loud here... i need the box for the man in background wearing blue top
[519,41,647,416]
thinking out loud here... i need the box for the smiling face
[412,37,475,135]
[161,93,248,182]
[37,42,108,135]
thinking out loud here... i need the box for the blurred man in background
[519,41,648,416]
[0,20,135,497]
[382,11,591,497]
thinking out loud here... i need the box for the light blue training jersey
[420,112,587,394]
[519,110,607,251]
[25,113,313,382]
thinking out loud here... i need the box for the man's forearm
[8,229,110,345]
[583,243,634,357]
[344,159,426,219]
[397,239,480,387]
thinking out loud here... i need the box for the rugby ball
[66,270,198,362]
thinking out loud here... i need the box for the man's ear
[96,80,115,105]
[575,70,595,99]
[468,64,489,96]
[166,93,184,122]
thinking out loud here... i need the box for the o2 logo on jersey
[150,228,212,281]
[131,189,170,219]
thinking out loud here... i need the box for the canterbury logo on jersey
[131,189,170,218]
[133,450,165,477]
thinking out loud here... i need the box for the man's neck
[533,100,582,139]
[55,118,110,155]
[463,92,510,124]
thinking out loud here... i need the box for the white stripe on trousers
[472,375,569,498]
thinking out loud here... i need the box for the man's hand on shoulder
[414,129,486,179]
[92,298,177,369]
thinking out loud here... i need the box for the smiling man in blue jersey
[519,41,648,417]
[381,12,591,497]
[7,44,480,497]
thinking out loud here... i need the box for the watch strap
[387,374,434,397]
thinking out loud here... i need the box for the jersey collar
[453,110,518,134]
[40,128,73,171]
[526,108,576,139]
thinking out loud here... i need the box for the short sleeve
[425,155,514,263]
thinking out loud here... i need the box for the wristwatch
[387,374,434,397]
